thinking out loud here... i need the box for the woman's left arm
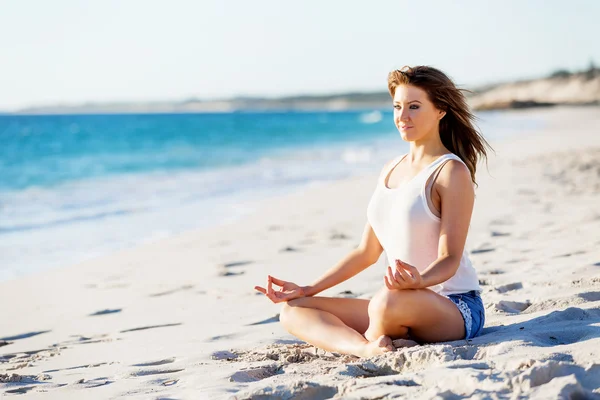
[419,160,475,287]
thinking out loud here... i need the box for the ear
[438,110,446,120]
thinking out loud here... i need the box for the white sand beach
[1,106,600,399]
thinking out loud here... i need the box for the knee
[279,302,294,329]
[368,288,406,320]
[279,299,304,330]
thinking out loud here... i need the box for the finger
[269,276,287,286]
[395,263,410,282]
[254,286,267,295]
[396,260,414,280]
[266,289,282,303]
[384,275,394,290]
[397,260,417,275]
[388,266,400,283]
[385,274,401,290]
[388,268,404,288]
[267,277,274,296]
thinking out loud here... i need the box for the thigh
[375,288,466,343]
[286,296,371,334]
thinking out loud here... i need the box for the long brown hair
[387,65,492,185]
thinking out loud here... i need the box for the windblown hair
[387,65,492,185]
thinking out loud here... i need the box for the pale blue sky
[1,0,598,110]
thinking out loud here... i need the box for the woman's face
[393,84,446,142]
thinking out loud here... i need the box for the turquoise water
[0,109,544,280]
[1,111,395,191]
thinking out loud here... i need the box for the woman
[255,65,492,358]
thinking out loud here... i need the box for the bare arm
[303,222,383,296]
[420,160,474,287]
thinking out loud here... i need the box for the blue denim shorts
[446,290,485,339]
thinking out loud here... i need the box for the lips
[400,126,413,129]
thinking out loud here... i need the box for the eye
[393,105,419,110]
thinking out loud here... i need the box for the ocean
[0,109,544,281]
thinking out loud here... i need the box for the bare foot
[391,338,419,348]
[358,335,394,358]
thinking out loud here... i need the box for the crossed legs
[279,287,465,358]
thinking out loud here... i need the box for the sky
[1,0,599,110]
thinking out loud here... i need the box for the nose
[399,108,410,122]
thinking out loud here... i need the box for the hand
[254,275,306,303]
[384,259,424,290]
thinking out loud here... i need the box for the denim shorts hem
[446,290,485,340]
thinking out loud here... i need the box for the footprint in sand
[246,314,280,326]
[55,334,111,347]
[471,247,496,255]
[552,250,587,258]
[218,260,253,277]
[208,333,238,342]
[1,373,55,396]
[494,300,532,313]
[491,231,511,237]
[223,261,253,268]
[157,378,179,386]
[280,246,301,252]
[120,323,182,333]
[43,362,108,373]
[495,282,524,293]
[1,348,62,369]
[149,285,195,297]
[0,330,51,341]
[73,377,113,388]
[229,365,282,383]
[338,290,362,298]
[506,258,528,264]
[488,269,505,275]
[131,357,176,367]
[4,385,38,395]
[330,232,351,240]
[89,309,122,316]
[211,350,239,361]
[218,270,245,277]
[128,368,184,377]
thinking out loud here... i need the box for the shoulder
[436,157,473,193]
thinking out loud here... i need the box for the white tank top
[366,152,481,296]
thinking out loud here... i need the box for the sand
[1,106,599,399]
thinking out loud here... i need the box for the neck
[407,131,447,162]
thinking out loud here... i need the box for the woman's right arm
[302,221,384,296]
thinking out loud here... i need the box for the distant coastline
[6,66,600,115]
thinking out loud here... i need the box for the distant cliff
[466,66,600,110]
[10,67,600,114]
